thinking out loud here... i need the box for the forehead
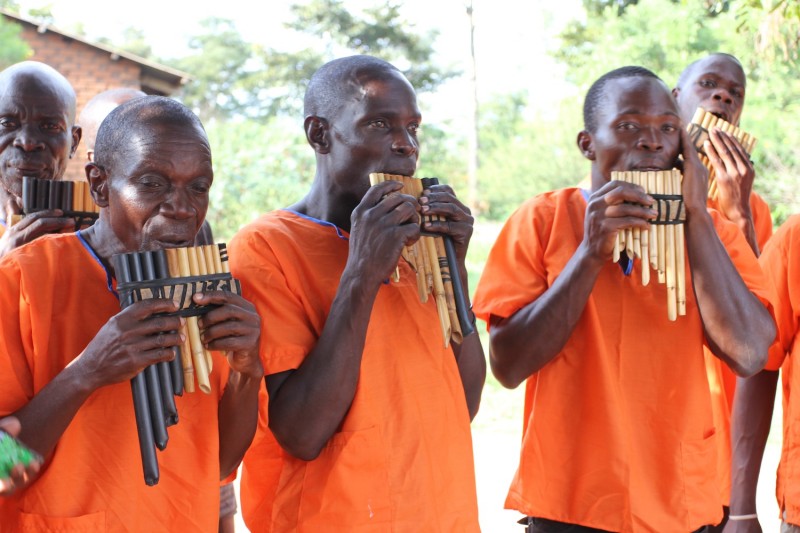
[687,56,745,86]
[600,77,677,120]
[113,121,211,172]
[0,73,71,116]
[346,72,420,117]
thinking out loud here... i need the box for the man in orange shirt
[673,53,773,530]
[0,96,263,531]
[230,55,485,532]
[0,61,80,256]
[472,66,775,532]
[725,219,800,532]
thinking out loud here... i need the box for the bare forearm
[218,370,261,478]
[686,209,773,376]
[490,243,603,389]
[268,271,377,460]
[452,331,486,420]
[729,370,779,514]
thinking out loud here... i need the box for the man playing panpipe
[673,53,773,530]
[472,66,775,533]
[0,96,263,531]
[229,55,485,532]
[0,61,81,258]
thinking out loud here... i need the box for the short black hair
[675,53,744,90]
[94,96,206,172]
[583,66,661,132]
[304,55,404,120]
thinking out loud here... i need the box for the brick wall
[19,25,142,181]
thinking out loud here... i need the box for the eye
[732,88,744,99]
[190,180,211,194]
[0,117,18,129]
[699,79,715,88]
[662,124,678,133]
[407,123,420,135]
[617,122,638,131]
[369,119,388,129]
[42,122,63,132]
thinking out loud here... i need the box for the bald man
[0,61,81,258]
[78,87,145,163]
[674,54,774,530]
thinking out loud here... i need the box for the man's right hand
[347,179,421,288]
[75,299,184,390]
[0,209,73,258]
[583,180,655,262]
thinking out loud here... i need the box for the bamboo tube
[423,235,451,347]
[674,170,687,316]
[434,236,462,344]
[166,248,195,393]
[180,247,211,394]
[665,173,678,321]
[630,171,641,260]
[656,173,666,284]
[194,247,213,373]
[73,182,84,212]
[648,171,658,272]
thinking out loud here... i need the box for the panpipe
[369,173,475,347]
[12,176,100,229]
[611,170,686,321]
[687,107,757,199]
[111,244,240,485]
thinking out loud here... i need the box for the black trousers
[520,516,711,533]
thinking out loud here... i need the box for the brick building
[1,10,191,181]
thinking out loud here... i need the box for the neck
[78,217,126,276]
[589,165,608,193]
[0,187,22,219]
[290,170,359,232]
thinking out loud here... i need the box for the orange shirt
[759,215,800,523]
[229,210,480,532]
[472,188,773,533]
[705,190,773,505]
[0,233,229,532]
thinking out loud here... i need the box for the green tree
[0,17,30,69]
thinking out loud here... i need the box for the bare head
[79,88,146,161]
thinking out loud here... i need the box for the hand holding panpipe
[15,176,100,229]
[369,173,475,347]
[112,244,240,485]
[686,107,757,200]
[611,170,686,321]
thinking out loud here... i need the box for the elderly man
[0,96,262,530]
[0,61,81,257]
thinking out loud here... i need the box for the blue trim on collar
[580,189,591,202]
[0,217,6,227]
[76,230,118,297]
[284,209,349,241]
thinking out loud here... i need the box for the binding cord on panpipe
[611,170,686,321]
[111,244,240,485]
[369,173,475,347]
[10,176,101,228]
[687,107,757,200]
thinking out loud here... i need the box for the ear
[577,130,595,161]
[671,87,680,100]
[69,125,83,159]
[85,162,109,208]
[304,116,330,154]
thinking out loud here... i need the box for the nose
[391,128,418,157]
[712,87,733,105]
[160,187,196,220]
[13,125,45,152]
[636,127,663,152]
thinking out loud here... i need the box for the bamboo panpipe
[113,244,241,485]
[369,173,475,347]
[687,107,757,200]
[611,169,687,321]
[16,176,100,228]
